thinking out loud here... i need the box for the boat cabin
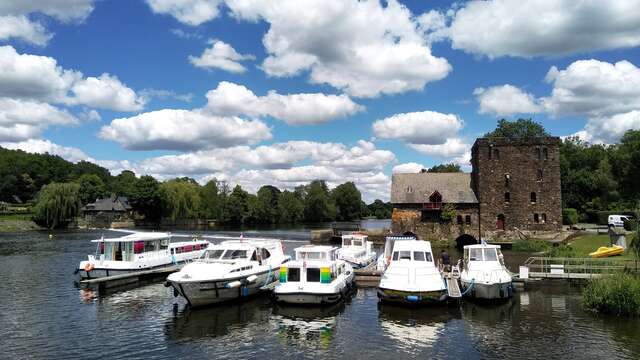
[390,240,435,263]
[342,234,367,248]
[199,241,274,265]
[91,233,206,262]
[463,244,505,269]
[381,235,419,261]
[280,246,345,284]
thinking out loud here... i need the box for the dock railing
[522,257,640,279]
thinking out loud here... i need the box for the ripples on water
[0,230,639,359]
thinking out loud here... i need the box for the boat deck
[79,265,180,293]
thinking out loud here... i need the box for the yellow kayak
[589,245,624,258]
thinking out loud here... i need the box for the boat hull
[274,292,343,305]
[77,264,175,279]
[169,269,278,307]
[461,280,514,300]
[377,287,447,305]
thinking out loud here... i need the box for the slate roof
[82,196,132,212]
[391,172,478,204]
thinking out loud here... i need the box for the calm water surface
[1,229,639,359]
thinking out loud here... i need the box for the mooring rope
[460,278,476,296]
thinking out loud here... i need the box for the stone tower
[471,137,562,234]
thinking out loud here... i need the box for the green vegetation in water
[583,274,640,317]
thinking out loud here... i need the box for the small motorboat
[274,245,354,305]
[589,245,624,258]
[377,238,447,304]
[77,232,208,279]
[336,233,376,268]
[167,239,289,307]
[459,244,514,300]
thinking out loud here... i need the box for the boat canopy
[91,232,171,243]
[382,235,418,259]
[342,234,367,247]
[294,245,338,261]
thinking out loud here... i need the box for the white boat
[377,238,447,304]
[77,232,208,279]
[167,239,289,307]
[460,243,514,300]
[336,233,376,268]
[274,245,354,305]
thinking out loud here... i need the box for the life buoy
[84,263,94,272]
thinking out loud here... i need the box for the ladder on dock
[445,276,462,298]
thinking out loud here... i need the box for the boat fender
[83,263,94,272]
[406,295,420,302]
[246,275,258,283]
[163,281,171,287]
[226,280,242,288]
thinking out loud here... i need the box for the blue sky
[1,0,640,201]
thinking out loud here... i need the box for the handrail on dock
[522,256,640,279]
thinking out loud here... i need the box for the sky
[1,0,640,202]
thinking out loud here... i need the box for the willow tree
[159,180,202,220]
[32,182,81,229]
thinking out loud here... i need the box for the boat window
[307,268,320,282]
[222,249,249,259]
[392,251,399,261]
[425,252,433,262]
[202,249,224,260]
[288,267,300,282]
[304,252,325,260]
[134,241,144,254]
[250,250,257,261]
[144,240,157,253]
[399,251,411,260]
[343,238,352,246]
[469,248,483,261]
[483,248,498,261]
[160,239,169,250]
[413,251,425,261]
[353,240,363,247]
[261,248,271,259]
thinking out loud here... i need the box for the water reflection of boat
[271,301,346,350]
[165,297,269,341]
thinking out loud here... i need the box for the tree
[158,179,202,220]
[32,182,81,229]
[110,170,138,198]
[226,185,249,223]
[367,199,392,219]
[484,119,549,140]
[331,182,362,221]
[130,175,162,221]
[611,130,640,200]
[76,174,107,205]
[278,190,304,223]
[441,203,457,222]
[200,179,221,219]
[304,180,335,222]
[253,185,280,223]
[428,163,462,173]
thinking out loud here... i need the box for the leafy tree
[304,180,335,222]
[441,203,457,222]
[611,130,640,200]
[278,190,304,223]
[331,182,362,221]
[76,174,107,205]
[367,199,392,219]
[200,179,221,219]
[428,163,462,173]
[158,179,202,220]
[226,185,249,223]
[130,175,162,221]
[110,170,138,198]
[32,182,81,229]
[484,119,549,140]
[253,185,280,223]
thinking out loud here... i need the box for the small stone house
[82,196,133,227]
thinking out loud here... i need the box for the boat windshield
[469,248,483,261]
[413,251,433,262]
[353,240,363,247]
[221,249,250,260]
[484,248,498,261]
[392,251,412,261]
[468,248,499,261]
[300,252,325,260]
[201,249,225,260]
[343,238,352,246]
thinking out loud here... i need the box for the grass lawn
[567,233,637,259]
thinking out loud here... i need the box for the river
[1,227,639,359]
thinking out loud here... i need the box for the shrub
[583,274,640,317]
[624,219,638,232]
[562,208,579,225]
[548,244,577,258]
[512,239,551,252]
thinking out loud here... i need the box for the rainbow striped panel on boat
[279,266,287,282]
[320,267,331,283]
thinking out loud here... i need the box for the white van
[608,215,632,227]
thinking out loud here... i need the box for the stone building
[391,137,562,246]
[81,196,134,228]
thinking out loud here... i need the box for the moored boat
[459,243,514,300]
[167,239,289,307]
[336,233,377,268]
[274,245,354,305]
[77,232,208,279]
[377,238,447,304]
[589,245,624,258]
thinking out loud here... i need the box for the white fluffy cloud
[0,0,95,45]
[474,85,541,116]
[393,162,425,174]
[205,81,364,125]
[0,15,51,46]
[542,59,640,118]
[0,98,78,141]
[189,39,255,73]
[574,111,640,144]
[99,109,272,151]
[0,46,143,111]
[372,111,463,144]
[146,0,223,26]
[409,138,469,158]
[223,0,451,98]
[0,139,92,163]
[448,0,640,58]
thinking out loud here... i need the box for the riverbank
[512,233,637,259]
[0,214,42,232]
[583,274,640,317]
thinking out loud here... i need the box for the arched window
[465,215,471,225]
[406,186,413,193]
[429,191,442,203]
[541,213,547,223]
[543,147,549,160]
[496,214,505,230]
[493,148,500,159]
[504,192,511,203]
[505,174,511,187]
[457,215,463,224]
[537,169,543,181]
[530,192,537,203]
[535,147,541,160]
[534,213,540,223]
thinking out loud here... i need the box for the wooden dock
[354,263,381,287]
[79,265,180,293]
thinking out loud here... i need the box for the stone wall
[472,137,562,233]
[391,204,480,246]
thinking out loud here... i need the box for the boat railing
[522,257,640,278]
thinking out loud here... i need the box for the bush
[512,239,551,252]
[562,208,579,225]
[624,219,638,232]
[548,244,577,258]
[583,274,640,317]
